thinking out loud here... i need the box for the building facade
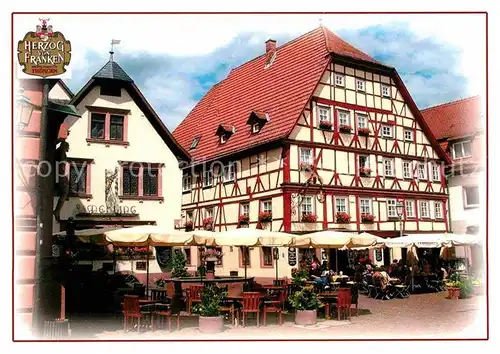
[173,27,451,280]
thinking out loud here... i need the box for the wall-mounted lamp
[16,88,36,131]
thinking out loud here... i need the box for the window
[387,199,398,218]
[356,79,365,91]
[300,148,313,165]
[402,161,412,179]
[432,164,440,181]
[420,201,430,218]
[240,247,250,267]
[464,186,479,208]
[382,85,390,97]
[220,134,228,144]
[262,247,273,267]
[190,136,200,150]
[142,168,158,196]
[452,141,472,159]
[206,207,214,219]
[109,115,124,141]
[338,110,350,126]
[358,155,370,169]
[69,164,87,194]
[336,197,348,213]
[203,170,213,187]
[186,210,193,222]
[90,113,105,139]
[381,124,393,138]
[300,196,314,216]
[122,168,139,196]
[100,85,121,97]
[418,163,426,180]
[318,106,330,123]
[359,198,372,214]
[405,200,415,218]
[434,201,443,219]
[182,175,191,192]
[184,248,192,265]
[261,199,272,213]
[404,129,413,141]
[356,113,368,129]
[335,74,345,86]
[240,203,250,216]
[383,158,395,177]
[252,123,261,133]
[223,163,236,182]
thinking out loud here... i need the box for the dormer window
[220,134,228,144]
[247,110,269,134]
[216,124,235,144]
[252,123,261,133]
[190,136,200,150]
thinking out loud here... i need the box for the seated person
[311,269,333,290]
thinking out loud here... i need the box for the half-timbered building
[173,26,451,278]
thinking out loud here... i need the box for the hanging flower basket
[200,248,223,263]
[335,211,351,224]
[301,213,317,223]
[299,162,313,171]
[359,167,372,177]
[238,214,250,227]
[319,120,333,131]
[339,124,352,133]
[202,217,214,231]
[358,127,370,136]
[361,213,375,223]
[185,221,193,232]
[258,211,273,223]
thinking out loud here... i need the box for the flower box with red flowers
[185,220,193,231]
[301,212,317,223]
[339,124,352,133]
[319,120,333,130]
[358,127,370,136]
[200,248,223,262]
[361,213,375,223]
[238,214,250,226]
[335,211,351,224]
[202,217,214,231]
[299,162,313,171]
[258,211,273,223]
[359,167,372,176]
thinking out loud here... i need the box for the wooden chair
[186,284,204,313]
[263,287,286,326]
[241,292,261,327]
[122,295,144,332]
[336,288,352,321]
[273,279,286,287]
[350,283,359,316]
[152,296,181,332]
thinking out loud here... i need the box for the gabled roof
[173,26,449,164]
[70,59,190,162]
[421,96,482,141]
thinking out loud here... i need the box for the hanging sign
[375,249,383,262]
[288,247,297,266]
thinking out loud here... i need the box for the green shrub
[288,285,324,311]
[169,249,190,278]
[459,279,474,299]
[192,284,227,317]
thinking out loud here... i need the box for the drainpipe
[32,79,50,335]
[445,175,453,233]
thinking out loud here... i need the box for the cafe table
[317,291,338,319]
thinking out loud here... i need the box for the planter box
[199,316,224,333]
[295,310,317,326]
[447,287,460,300]
[339,126,352,134]
[358,128,370,136]
[319,124,333,131]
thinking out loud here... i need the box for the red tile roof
[421,96,482,141]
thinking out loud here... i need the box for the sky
[14,14,487,131]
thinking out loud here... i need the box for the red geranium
[258,211,272,223]
[335,211,351,224]
[301,213,317,223]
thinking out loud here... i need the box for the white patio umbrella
[292,230,359,248]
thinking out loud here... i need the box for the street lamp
[16,88,36,131]
[396,201,404,238]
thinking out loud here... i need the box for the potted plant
[319,120,333,130]
[359,167,371,176]
[459,278,474,299]
[192,284,227,333]
[238,214,250,227]
[301,213,317,223]
[185,220,193,232]
[154,277,167,288]
[335,211,351,224]
[446,273,462,300]
[361,213,375,223]
[358,127,370,136]
[299,161,313,171]
[339,124,352,133]
[288,285,323,325]
[202,217,214,231]
[258,211,273,223]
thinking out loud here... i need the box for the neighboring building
[173,26,451,279]
[421,96,484,236]
[51,55,190,279]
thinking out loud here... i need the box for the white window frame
[220,134,228,144]
[299,147,313,165]
[381,124,393,138]
[387,199,398,218]
[383,158,395,177]
[203,170,213,187]
[240,203,250,216]
[418,163,427,180]
[335,74,345,86]
[382,85,390,97]
[223,163,236,182]
[190,136,200,150]
[356,79,365,91]
[452,140,472,159]
[335,197,348,213]
[300,196,314,216]
[358,155,370,169]
[261,199,273,213]
[434,201,443,219]
[182,175,191,192]
[186,210,194,222]
[338,109,351,126]
[356,113,368,129]
[420,200,430,218]
[359,198,372,215]
[252,122,261,133]
[205,207,214,219]
[402,161,412,179]
[432,164,440,181]
[463,186,480,208]
[404,129,413,141]
[405,200,415,218]
[318,105,331,123]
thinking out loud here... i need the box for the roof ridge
[421,95,480,112]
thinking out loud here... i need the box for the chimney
[265,39,277,56]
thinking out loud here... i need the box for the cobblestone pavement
[69,293,487,340]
